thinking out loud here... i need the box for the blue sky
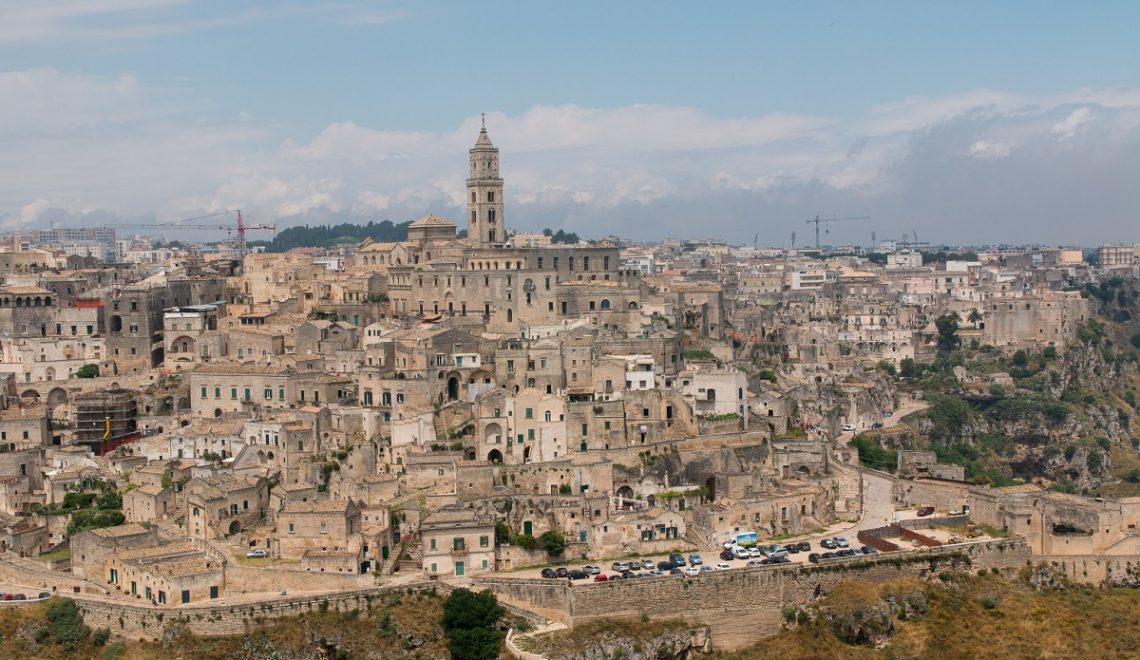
[1,1,1139,246]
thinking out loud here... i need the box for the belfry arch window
[487,191,495,202]
[489,208,496,224]
[471,210,477,224]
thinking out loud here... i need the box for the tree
[1011,350,1029,368]
[935,313,961,355]
[899,357,918,379]
[75,364,99,378]
[538,530,566,556]
[967,308,983,329]
[442,588,505,660]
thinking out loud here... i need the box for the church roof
[410,215,455,228]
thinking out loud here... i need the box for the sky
[1,1,1139,247]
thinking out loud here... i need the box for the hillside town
[0,127,1136,646]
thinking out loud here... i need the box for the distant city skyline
[1,1,1139,246]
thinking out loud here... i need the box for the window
[264,388,273,400]
[288,523,295,533]
[581,424,588,436]
[453,537,465,551]
[200,387,207,399]
[320,522,328,534]
[480,535,489,547]
[430,539,437,550]
[214,387,221,398]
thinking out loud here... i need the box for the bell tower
[467,116,505,249]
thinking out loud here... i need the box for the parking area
[0,588,53,603]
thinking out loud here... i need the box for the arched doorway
[228,520,241,535]
[447,376,459,402]
[466,450,476,461]
[487,449,503,463]
[617,485,634,501]
[704,476,716,502]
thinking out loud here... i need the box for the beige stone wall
[476,538,1030,651]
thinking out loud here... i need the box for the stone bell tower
[466,116,505,249]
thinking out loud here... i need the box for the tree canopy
[442,588,505,660]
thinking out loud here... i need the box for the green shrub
[92,627,111,646]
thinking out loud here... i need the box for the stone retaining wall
[476,539,1030,651]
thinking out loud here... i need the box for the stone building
[420,506,496,577]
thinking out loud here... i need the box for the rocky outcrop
[538,626,713,660]
[821,586,927,648]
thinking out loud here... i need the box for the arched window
[489,208,496,224]
[471,191,476,202]
[487,191,495,202]
[471,210,477,224]
[600,299,611,310]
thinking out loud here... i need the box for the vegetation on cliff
[717,571,1140,659]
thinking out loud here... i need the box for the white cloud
[1051,107,1091,138]
[968,140,1012,159]
[1,65,1140,245]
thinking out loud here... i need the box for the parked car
[860,546,878,555]
[629,560,642,570]
[594,574,608,582]
[541,568,558,579]
[556,567,569,578]
[820,538,837,549]
[822,552,836,559]
[797,541,812,552]
[719,549,735,561]
[608,574,623,580]
[584,564,601,575]
[840,549,859,557]
[621,570,635,579]
[834,537,850,548]
[715,562,731,571]
[872,422,884,429]
[682,566,700,577]
[688,553,703,566]
[747,559,766,567]
[650,570,664,577]
[699,565,712,573]
[37,592,50,600]
[785,543,801,554]
[768,555,790,564]
[2,594,13,601]
[246,549,268,559]
[568,570,589,580]
[612,561,630,572]
[733,546,750,559]
[669,568,682,576]
[670,553,687,567]
[657,561,675,571]
[747,546,763,558]
[917,506,935,517]
[641,559,656,571]
[808,553,821,564]
[12,594,26,601]
[842,423,857,431]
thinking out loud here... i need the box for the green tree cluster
[442,588,505,660]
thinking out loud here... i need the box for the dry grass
[519,617,692,657]
[716,573,1140,659]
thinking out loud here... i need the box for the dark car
[821,538,837,549]
[808,553,821,564]
[669,568,682,576]
[917,506,935,517]
[621,570,635,579]
[669,553,686,567]
[822,552,836,559]
[860,545,878,555]
[719,549,735,561]
[797,541,812,552]
[769,555,790,564]
[37,592,50,600]
[658,561,675,571]
[541,568,558,578]
[12,594,25,601]
[839,549,858,557]
[785,543,801,554]
[556,567,569,578]
[567,570,589,580]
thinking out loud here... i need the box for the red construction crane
[113,210,276,262]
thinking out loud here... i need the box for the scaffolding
[74,389,139,454]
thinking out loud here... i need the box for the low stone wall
[476,539,1030,651]
[0,557,109,596]
[74,584,443,642]
[224,564,372,595]
[899,515,970,530]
